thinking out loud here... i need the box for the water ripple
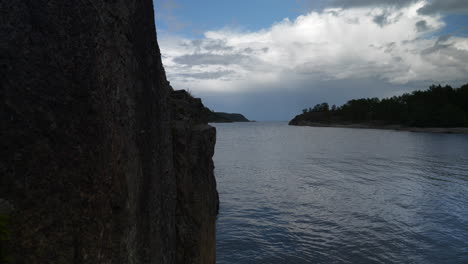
[214,122,468,264]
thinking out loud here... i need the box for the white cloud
[159,1,468,94]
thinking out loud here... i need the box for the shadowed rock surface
[0,0,218,263]
[171,89,219,264]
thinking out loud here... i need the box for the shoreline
[289,121,468,134]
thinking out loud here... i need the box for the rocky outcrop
[171,90,219,264]
[173,97,249,123]
[289,111,332,126]
[207,112,250,123]
[0,0,218,263]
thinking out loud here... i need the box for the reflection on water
[213,122,468,264]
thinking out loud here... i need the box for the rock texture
[0,0,218,263]
[171,90,219,264]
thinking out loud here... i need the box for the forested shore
[290,84,468,130]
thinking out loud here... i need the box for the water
[213,122,468,264]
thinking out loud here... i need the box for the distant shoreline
[289,121,468,134]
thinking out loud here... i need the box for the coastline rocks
[289,112,331,126]
[289,119,468,134]
[208,112,250,123]
[1,0,218,263]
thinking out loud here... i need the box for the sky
[154,0,468,121]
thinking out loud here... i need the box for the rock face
[171,90,219,264]
[0,0,218,263]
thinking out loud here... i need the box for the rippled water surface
[213,122,468,264]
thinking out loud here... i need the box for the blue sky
[155,1,315,36]
[154,0,468,121]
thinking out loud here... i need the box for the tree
[294,83,468,127]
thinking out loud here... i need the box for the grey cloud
[421,35,453,55]
[421,46,468,74]
[384,42,397,53]
[418,0,468,14]
[401,37,425,45]
[327,0,468,15]
[415,20,430,32]
[203,40,234,51]
[243,47,270,55]
[373,13,391,27]
[191,39,203,47]
[243,47,269,54]
[173,53,249,66]
[176,70,235,80]
[368,42,397,52]
[326,10,341,16]
[180,40,202,49]
[372,11,402,27]
[180,39,234,51]
[345,17,360,24]
[436,35,451,44]
[393,56,403,62]
[420,44,451,55]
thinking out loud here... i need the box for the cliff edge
[0,0,218,263]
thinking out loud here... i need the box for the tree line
[298,83,468,127]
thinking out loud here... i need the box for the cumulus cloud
[159,1,468,96]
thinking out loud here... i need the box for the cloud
[372,10,403,27]
[373,12,391,27]
[173,53,249,66]
[160,1,467,94]
[417,0,468,14]
[176,70,235,80]
[415,20,430,32]
[327,0,468,14]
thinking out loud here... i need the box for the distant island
[206,110,250,123]
[289,83,468,134]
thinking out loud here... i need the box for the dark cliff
[0,0,218,263]
[171,89,219,263]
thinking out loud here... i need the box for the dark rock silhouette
[207,112,250,123]
[170,89,219,263]
[208,112,250,123]
[0,0,218,263]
